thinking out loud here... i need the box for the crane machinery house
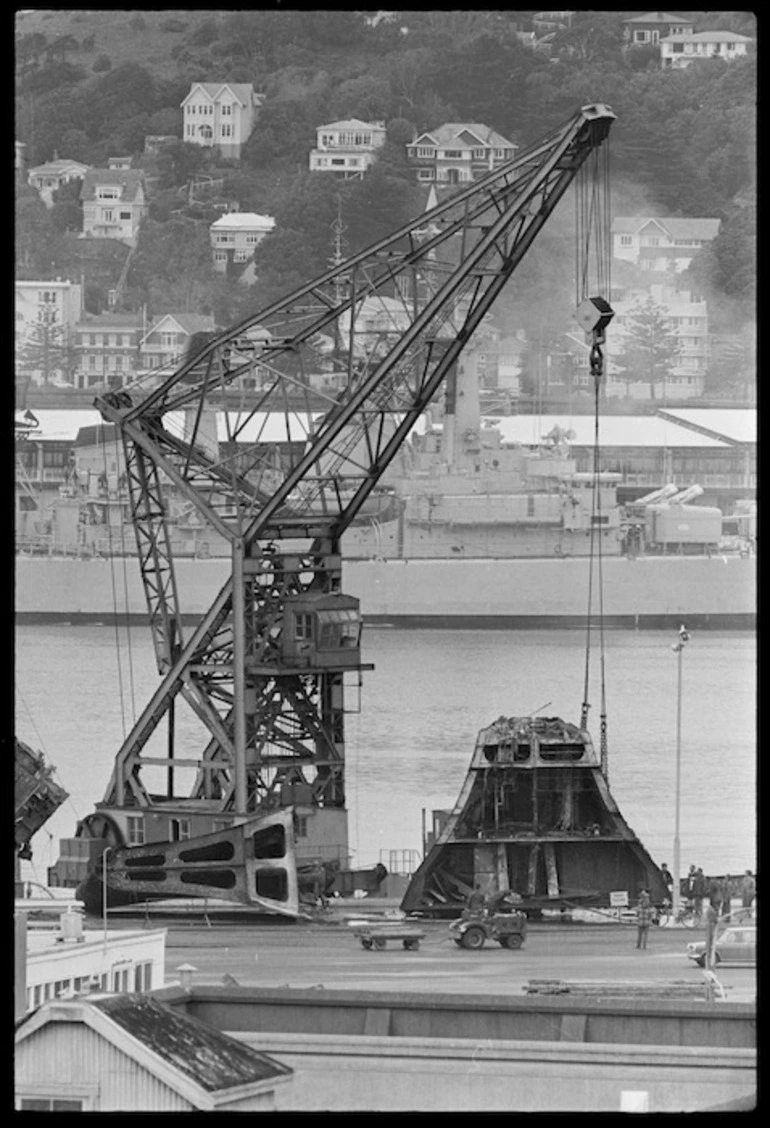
[309,119,387,178]
[79,170,147,246]
[181,83,263,160]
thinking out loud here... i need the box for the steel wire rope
[100,424,127,739]
[114,428,137,724]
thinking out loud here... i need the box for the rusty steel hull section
[401,716,669,917]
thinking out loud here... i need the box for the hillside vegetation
[15,9,756,389]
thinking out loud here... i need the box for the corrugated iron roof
[317,118,386,131]
[623,11,693,24]
[662,30,753,43]
[92,994,291,1092]
[80,169,146,202]
[658,408,756,445]
[182,82,257,106]
[487,414,732,449]
[210,212,275,230]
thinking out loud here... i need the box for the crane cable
[575,140,612,780]
[99,423,136,735]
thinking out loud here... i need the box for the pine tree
[614,298,682,401]
[16,319,79,387]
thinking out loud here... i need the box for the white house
[612,217,721,273]
[181,83,263,160]
[406,123,517,185]
[661,30,753,68]
[80,169,147,246]
[309,119,387,178]
[27,158,90,207]
[139,313,217,373]
[15,279,84,386]
[209,211,275,273]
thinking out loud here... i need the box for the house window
[245,234,260,244]
[134,962,153,992]
[221,124,232,138]
[443,149,462,158]
[19,1099,85,1111]
[634,30,650,43]
[331,158,345,166]
[102,209,114,222]
[97,186,119,199]
[214,251,227,263]
[221,103,232,115]
[619,235,632,246]
[417,169,435,180]
[119,211,131,220]
[233,250,249,262]
[114,355,123,371]
[472,148,486,160]
[416,146,434,158]
[126,815,145,845]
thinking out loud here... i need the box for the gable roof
[28,159,90,178]
[623,11,694,24]
[80,169,146,203]
[661,30,753,43]
[182,82,256,107]
[16,995,291,1109]
[612,217,721,240]
[410,123,515,150]
[143,313,216,340]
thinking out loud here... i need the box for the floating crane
[59,105,618,916]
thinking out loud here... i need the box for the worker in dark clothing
[465,883,487,917]
[660,863,674,895]
[692,868,707,923]
[635,890,654,950]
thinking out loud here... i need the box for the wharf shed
[15,993,293,1111]
[487,412,755,497]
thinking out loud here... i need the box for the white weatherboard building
[661,30,753,69]
[181,83,263,160]
[406,123,517,185]
[27,158,90,207]
[612,217,720,273]
[209,212,275,272]
[79,169,147,246]
[309,119,387,178]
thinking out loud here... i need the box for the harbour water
[15,624,756,884]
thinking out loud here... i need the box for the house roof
[210,212,276,231]
[16,995,291,1108]
[612,217,721,240]
[28,159,90,177]
[144,313,216,338]
[411,123,515,150]
[318,119,387,131]
[661,30,753,43]
[488,414,732,450]
[182,82,256,107]
[80,169,146,202]
[76,313,144,329]
[657,408,756,445]
[623,11,693,24]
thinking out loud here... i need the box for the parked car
[686,924,756,968]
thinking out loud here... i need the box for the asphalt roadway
[128,913,755,1003]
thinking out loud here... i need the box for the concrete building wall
[233,1032,755,1112]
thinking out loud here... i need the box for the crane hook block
[575,296,614,337]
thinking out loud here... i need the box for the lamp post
[102,846,111,944]
[671,624,690,916]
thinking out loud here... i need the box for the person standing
[708,874,724,917]
[635,890,654,950]
[660,863,674,897]
[465,883,487,917]
[704,902,719,969]
[692,867,707,923]
[741,870,756,911]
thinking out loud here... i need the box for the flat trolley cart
[354,925,426,951]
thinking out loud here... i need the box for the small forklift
[449,909,527,950]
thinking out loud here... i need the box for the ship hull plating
[401,715,669,917]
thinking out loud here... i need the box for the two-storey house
[622,11,693,46]
[406,124,517,185]
[80,170,147,246]
[309,119,387,179]
[660,30,753,69]
[612,217,720,273]
[74,312,144,390]
[27,158,90,207]
[181,83,263,160]
[138,313,217,376]
[209,212,275,273]
[15,279,83,387]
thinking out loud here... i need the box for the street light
[671,624,690,916]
